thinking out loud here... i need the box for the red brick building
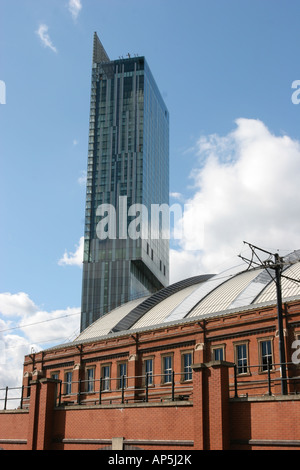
[1,254,300,450]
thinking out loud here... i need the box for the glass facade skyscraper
[80,33,169,331]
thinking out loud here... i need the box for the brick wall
[0,362,300,450]
[0,411,29,449]
[230,397,300,449]
[51,403,194,450]
[1,299,300,450]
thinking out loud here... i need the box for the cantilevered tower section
[80,33,169,331]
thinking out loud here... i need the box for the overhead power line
[0,311,81,334]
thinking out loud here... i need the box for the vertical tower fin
[93,32,110,64]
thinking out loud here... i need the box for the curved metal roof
[73,250,300,344]
[110,274,213,333]
[77,296,148,341]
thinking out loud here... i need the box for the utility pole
[274,253,287,395]
[239,242,290,395]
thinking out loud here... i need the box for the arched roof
[73,250,300,345]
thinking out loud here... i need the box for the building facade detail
[1,294,300,450]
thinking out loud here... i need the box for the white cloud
[68,0,82,21]
[36,24,57,53]
[78,170,87,186]
[0,334,32,393]
[170,249,203,281]
[0,292,38,317]
[0,293,80,345]
[17,307,80,345]
[0,293,80,395]
[170,118,300,283]
[170,192,183,201]
[58,236,84,267]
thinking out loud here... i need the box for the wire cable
[0,311,81,334]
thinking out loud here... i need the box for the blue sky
[1,0,300,387]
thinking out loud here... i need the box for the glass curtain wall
[80,34,169,331]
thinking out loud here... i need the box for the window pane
[119,363,127,388]
[183,353,192,381]
[237,344,248,374]
[163,356,172,383]
[87,368,94,392]
[102,365,110,390]
[145,359,153,385]
[65,372,72,394]
[261,340,272,371]
[213,348,224,361]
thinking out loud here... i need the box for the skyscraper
[80,33,169,331]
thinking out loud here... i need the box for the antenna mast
[239,241,300,395]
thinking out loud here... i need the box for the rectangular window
[182,352,192,381]
[259,339,273,371]
[118,362,127,389]
[163,355,173,383]
[144,358,153,385]
[51,372,59,401]
[64,371,72,395]
[212,346,225,361]
[101,365,111,391]
[86,367,95,392]
[235,343,248,374]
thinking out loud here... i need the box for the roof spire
[93,32,110,64]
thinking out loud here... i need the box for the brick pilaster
[191,363,206,450]
[35,379,58,450]
[26,378,59,450]
[26,380,39,450]
[192,360,233,450]
[205,360,233,450]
